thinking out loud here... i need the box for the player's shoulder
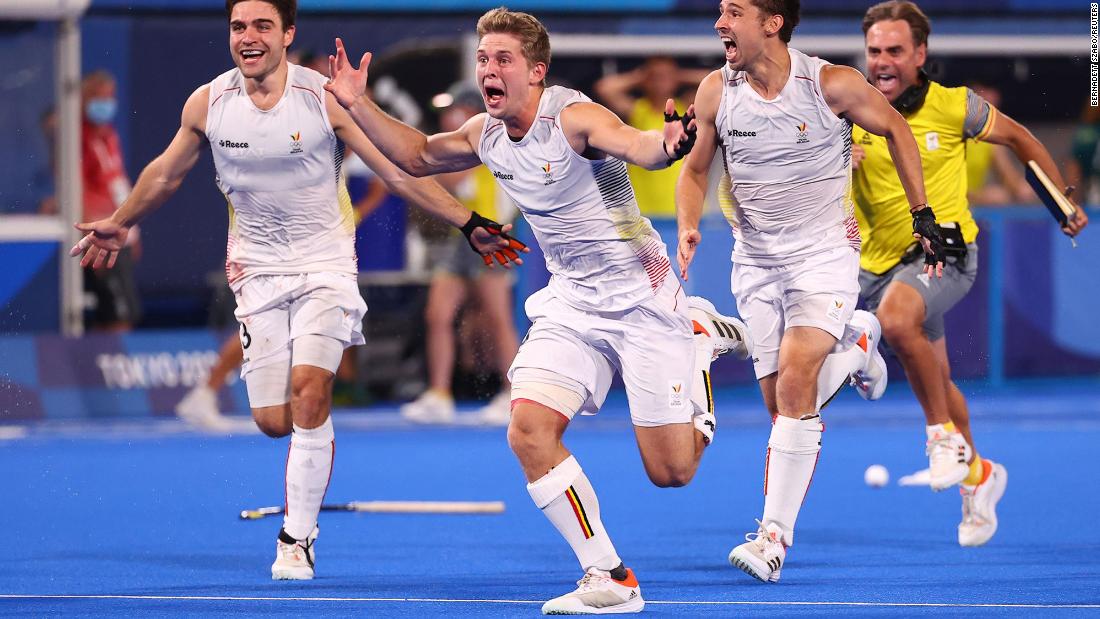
[922,81,968,122]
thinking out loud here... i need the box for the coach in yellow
[851,0,1087,547]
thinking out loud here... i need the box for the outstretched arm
[328,94,526,267]
[325,37,481,177]
[561,99,696,171]
[675,70,722,281]
[71,85,209,269]
[982,107,1088,236]
[824,65,944,276]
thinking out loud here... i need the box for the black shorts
[84,247,142,326]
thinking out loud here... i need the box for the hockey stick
[239,500,506,520]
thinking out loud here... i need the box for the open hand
[70,218,130,269]
[323,37,372,109]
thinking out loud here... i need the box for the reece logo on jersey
[219,139,250,149]
[727,129,757,138]
[290,131,303,155]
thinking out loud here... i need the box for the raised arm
[71,84,209,269]
[327,93,526,267]
[675,70,722,281]
[560,99,696,172]
[823,64,944,276]
[593,67,644,119]
[324,38,482,177]
[981,104,1088,236]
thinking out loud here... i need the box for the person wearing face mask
[70,0,526,581]
[852,0,1087,549]
[81,70,142,332]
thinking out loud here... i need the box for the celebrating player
[325,8,750,614]
[676,0,944,583]
[69,0,524,581]
[853,0,1087,546]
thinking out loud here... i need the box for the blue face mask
[85,98,117,125]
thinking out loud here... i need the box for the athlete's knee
[253,406,292,438]
[507,407,562,459]
[646,462,696,488]
[290,371,333,426]
[878,308,922,349]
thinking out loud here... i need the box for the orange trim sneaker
[541,566,644,614]
[688,296,753,361]
[271,526,318,580]
[848,310,887,400]
[958,460,1008,547]
[728,520,786,583]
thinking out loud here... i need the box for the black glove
[911,206,945,268]
[663,108,697,165]
[460,211,528,266]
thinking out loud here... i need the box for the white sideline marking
[0,595,1097,609]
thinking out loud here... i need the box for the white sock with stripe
[283,417,334,541]
[761,414,823,547]
[527,455,621,572]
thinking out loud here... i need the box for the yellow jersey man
[853,0,1087,548]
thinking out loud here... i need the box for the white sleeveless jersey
[206,63,355,285]
[478,86,671,312]
[715,48,859,267]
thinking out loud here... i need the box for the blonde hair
[476,7,551,85]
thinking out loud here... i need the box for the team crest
[290,131,303,154]
[542,162,555,185]
[925,132,940,151]
[668,380,685,408]
[796,122,810,144]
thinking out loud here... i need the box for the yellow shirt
[965,139,994,194]
[626,98,683,219]
[852,81,995,274]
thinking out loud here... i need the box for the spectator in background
[595,57,709,219]
[964,82,1032,205]
[1066,103,1100,206]
[399,82,520,426]
[77,70,142,332]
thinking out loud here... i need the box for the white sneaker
[958,460,1008,547]
[728,520,786,583]
[926,425,972,490]
[175,385,224,430]
[541,566,643,615]
[476,391,511,426]
[400,390,456,424]
[688,296,752,361]
[848,310,887,400]
[271,526,318,580]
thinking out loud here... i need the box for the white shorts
[508,276,695,427]
[732,247,859,379]
[234,272,366,391]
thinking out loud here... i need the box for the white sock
[527,455,621,572]
[815,344,865,411]
[691,332,715,417]
[762,414,823,547]
[283,417,334,541]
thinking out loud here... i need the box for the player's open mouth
[240,49,264,63]
[874,74,897,90]
[721,37,737,59]
[484,86,505,105]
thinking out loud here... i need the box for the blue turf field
[3,381,1099,617]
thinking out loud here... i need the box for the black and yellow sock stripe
[701,370,713,413]
[564,486,595,539]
